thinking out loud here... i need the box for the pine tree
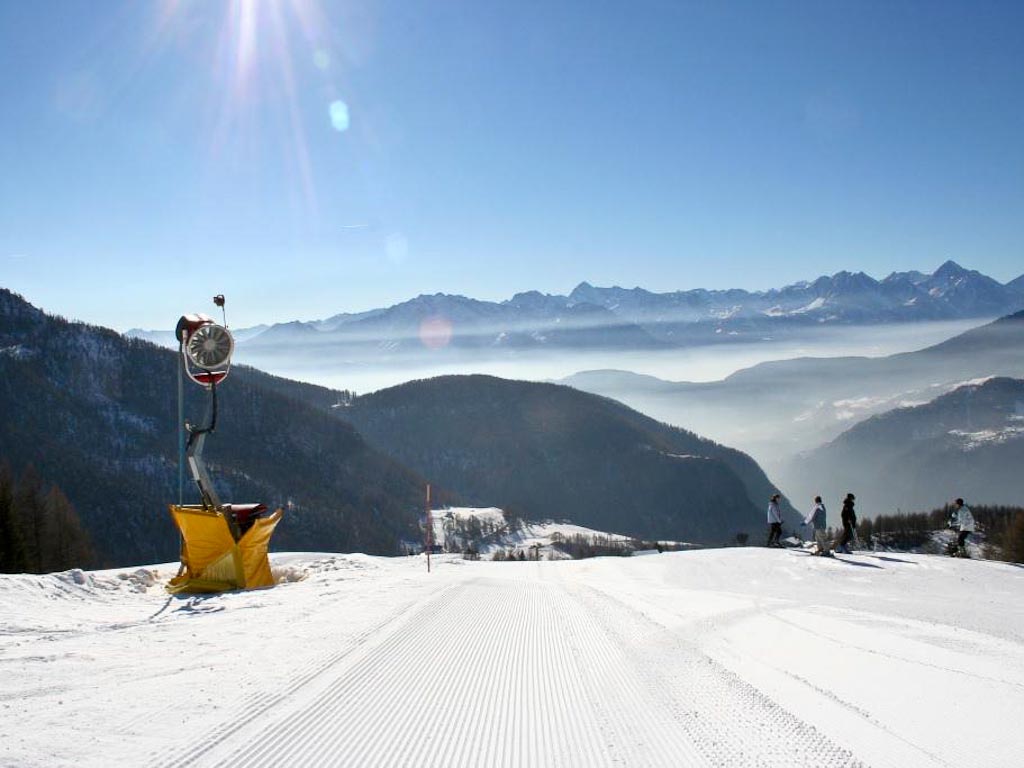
[44,486,95,570]
[3,465,94,573]
[1004,513,1024,564]
[0,462,27,572]
[14,465,46,573]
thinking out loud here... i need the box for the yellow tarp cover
[167,505,283,594]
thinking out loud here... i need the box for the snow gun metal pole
[426,483,432,573]
[185,382,223,512]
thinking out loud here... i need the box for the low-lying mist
[233,318,983,397]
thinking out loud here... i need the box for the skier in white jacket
[766,494,783,547]
[802,496,830,556]
[951,498,975,557]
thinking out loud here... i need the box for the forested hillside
[0,289,432,567]
[0,462,94,572]
[339,375,798,544]
[1,288,799,564]
[855,504,1024,562]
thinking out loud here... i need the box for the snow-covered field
[3,549,1023,767]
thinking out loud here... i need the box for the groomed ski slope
[2,549,1023,767]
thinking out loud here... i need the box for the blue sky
[1,0,1022,330]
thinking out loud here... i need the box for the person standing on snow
[951,498,975,557]
[802,496,830,556]
[766,493,783,547]
[835,493,857,554]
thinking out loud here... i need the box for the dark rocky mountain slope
[337,375,798,543]
[781,377,1024,517]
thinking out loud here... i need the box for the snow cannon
[167,296,283,594]
[176,311,234,388]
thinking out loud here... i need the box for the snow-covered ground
[487,519,632,552]
[3,549,1023,767]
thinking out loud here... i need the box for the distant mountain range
[128,261,1024,357]
[781,377,1024,516]
[2,288,792,566]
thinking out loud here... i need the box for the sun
[154,0,347,213]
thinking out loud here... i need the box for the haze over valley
[239,316,990,396]
[566,310,1024,494]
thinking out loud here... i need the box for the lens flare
[329,99,350,132]
[419,316,454,350]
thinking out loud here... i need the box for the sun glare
[230,0,259,95]
[156,0,347,215]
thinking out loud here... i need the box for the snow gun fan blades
[167,297,284,594]
[176,312,233,387]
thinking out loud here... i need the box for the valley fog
[234,318,983,397]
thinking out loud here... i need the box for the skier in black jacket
[835,493,857,554]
